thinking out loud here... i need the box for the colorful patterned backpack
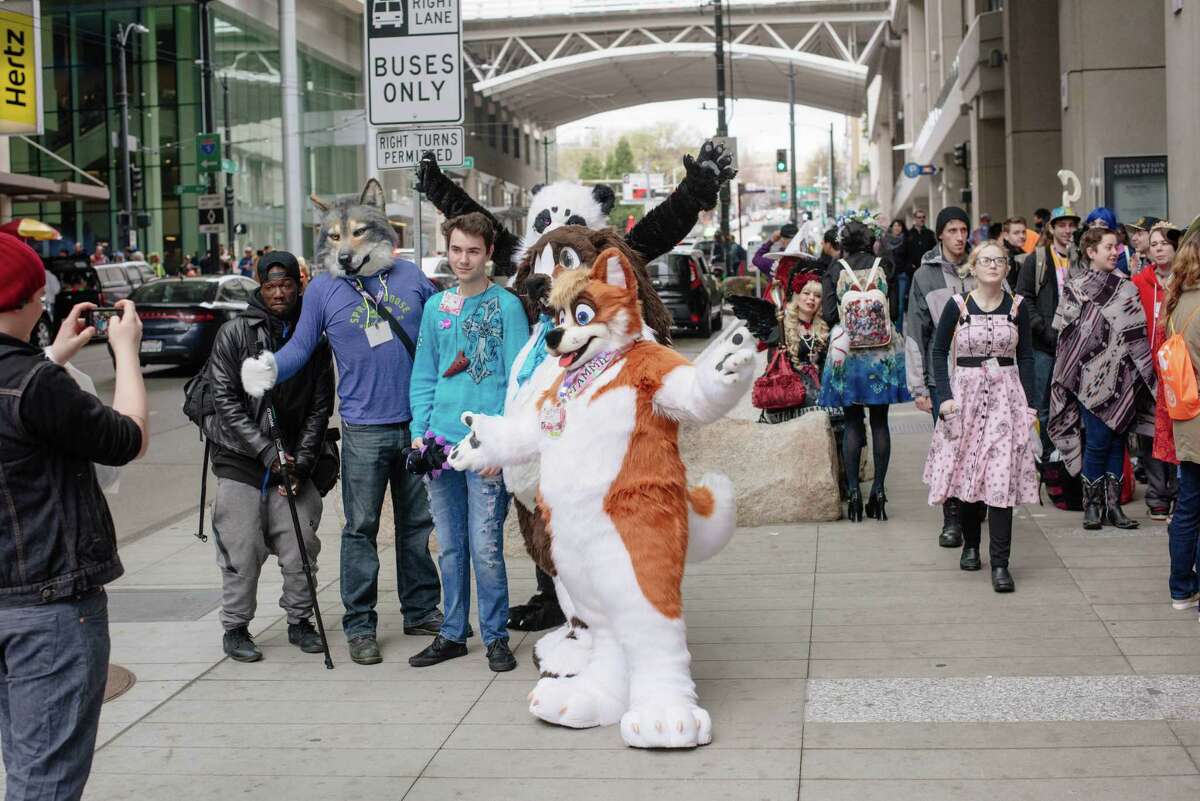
[837,258,891,349]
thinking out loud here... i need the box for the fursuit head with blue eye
[309,179,398,278]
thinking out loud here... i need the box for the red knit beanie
[0,233,45,312]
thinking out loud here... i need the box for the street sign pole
[788,62,797,225]
[198,0,217,272]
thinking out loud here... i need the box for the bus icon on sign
[372,0,405,31]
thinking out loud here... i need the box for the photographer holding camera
[0,233,147,801]
[205,251,335,662]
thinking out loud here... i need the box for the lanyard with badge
[344,274,417,358]
[436,287,471,378]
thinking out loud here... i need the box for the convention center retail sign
[366,0,464,125]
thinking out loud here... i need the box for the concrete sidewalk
[5,405,1200,800]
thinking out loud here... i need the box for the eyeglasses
[975,256,1007,268]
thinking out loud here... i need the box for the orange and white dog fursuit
[449,247,755,748]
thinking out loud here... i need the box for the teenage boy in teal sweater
[408,212,529,671]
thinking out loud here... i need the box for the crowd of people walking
[750,202,1200,598]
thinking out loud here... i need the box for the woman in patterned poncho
[1049,227,1156,531]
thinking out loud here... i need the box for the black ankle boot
[959,545,982,571]
[846,489,863,522]
[991,565,1015,592]
[1082,477,1104,530]
[1103,473,1139,529]
[939,499,963,547]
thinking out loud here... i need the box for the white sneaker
[1172,593,1199,611]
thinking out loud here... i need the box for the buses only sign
[366,0,463,126]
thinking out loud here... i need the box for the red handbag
[752,346,806,410]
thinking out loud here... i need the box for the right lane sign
[366,0,463,126]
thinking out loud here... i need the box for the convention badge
[439,292,465,315]
[365,321,393,348]
[539,403,566,438]
[983,357,1000,377]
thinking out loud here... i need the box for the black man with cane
[206,251,336,663]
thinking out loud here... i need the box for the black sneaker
[288,620,325,654]
[486,638,517,672]
[408,635,467,667]
[404,613,474,638]
[223,626,262,663]
[348,635,383,665]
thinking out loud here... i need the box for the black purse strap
[344,278,417,360]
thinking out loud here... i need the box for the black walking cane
[263,393,335,669]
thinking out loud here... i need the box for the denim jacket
[0,335,140,608]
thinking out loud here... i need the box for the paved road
[76,342,207,543]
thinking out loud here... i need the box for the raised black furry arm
[416,150,521,275]
[624,140,737,263]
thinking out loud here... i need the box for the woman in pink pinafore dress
[923,241,1039,593]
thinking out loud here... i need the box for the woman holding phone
[923,240,1038,592]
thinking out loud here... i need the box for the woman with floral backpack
[1158,221,1200,615]
[818,218,910,521]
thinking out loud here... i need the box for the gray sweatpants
[212,476,323,630]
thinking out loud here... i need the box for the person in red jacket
[1132,223,1183,519]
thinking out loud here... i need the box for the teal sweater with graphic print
[410,283,530,444]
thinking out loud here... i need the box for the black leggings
[842,404,891,494]
[961,502,1013,568]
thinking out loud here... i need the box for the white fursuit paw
[446,411,493,472]
[240,352,278,398]
[711,326,756,385]
[620,704,713,749]
[529,674,624,729]
[533,623,593,678]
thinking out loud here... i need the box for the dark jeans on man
[1169,461,1200,601]
[1137,434,1178,512]
[1033,349,1055,458]
[0,590,109,801]
[339,422,440,640]
[1079,404,1125,481]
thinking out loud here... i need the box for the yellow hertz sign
[0,6,40,135]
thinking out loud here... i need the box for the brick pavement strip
[4,416,1200,799]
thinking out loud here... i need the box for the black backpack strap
[343,278,417,360]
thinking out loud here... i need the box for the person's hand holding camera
[49,302,96,365]
[107,300,143,363]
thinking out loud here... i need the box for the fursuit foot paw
[532,623,592,678]
[711,327,756,385]
[620,704,713,749]
[528,675,624,729]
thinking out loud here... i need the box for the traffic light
[129,164,143,193]
[775,149,788,173]
[779,185,788,202]
[952,142,969,169]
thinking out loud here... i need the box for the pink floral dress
[924,294,1040,508]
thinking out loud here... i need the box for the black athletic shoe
[348,635,383,665]
[223,626,262,663]
[508,595,566,632]
[409,635,468,667]
[404,614,474,638]
[487,638,517,672]
[288,620,325,654]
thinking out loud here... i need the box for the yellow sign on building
[0,4,41,135]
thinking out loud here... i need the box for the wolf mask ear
[591,184,616,216]
[590,247,633,289]
[359,178,386,208]
[310,193,330,212]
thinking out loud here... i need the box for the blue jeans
[340,422,441,639]
[896,272,910,335]
[1034,349,1055,454]
[1079,404,1125,481]
[0,591,109,801]
[1168,461,1200,600]
[426,469,511,645]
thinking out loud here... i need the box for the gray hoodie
[904,244,975,398]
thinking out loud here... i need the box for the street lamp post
[116,21,149,255]
[712,0,729,240]
[788,62,797,224]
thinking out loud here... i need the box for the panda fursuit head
[448,247,756,749]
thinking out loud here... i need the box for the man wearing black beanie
[904,206,975,549]
[204,250,336,662]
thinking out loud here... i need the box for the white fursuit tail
[686,472,736,563]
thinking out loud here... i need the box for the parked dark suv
[646,247,725,336]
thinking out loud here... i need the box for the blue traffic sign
[904,162,938,178]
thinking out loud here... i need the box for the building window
[524,133,531,165]
[501,119,509,154]
[488,112,497,148]
[513,126,520,160]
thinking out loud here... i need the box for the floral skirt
[817,331,911,407]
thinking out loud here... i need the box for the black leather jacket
[0,334,142,608]
[205,293,334,483]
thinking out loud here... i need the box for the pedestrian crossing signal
[775,149,787,173]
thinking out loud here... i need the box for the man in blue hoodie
[407,212,529,672]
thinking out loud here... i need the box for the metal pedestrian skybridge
[460,0,890,127]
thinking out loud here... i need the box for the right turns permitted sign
[366,0,463,126]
